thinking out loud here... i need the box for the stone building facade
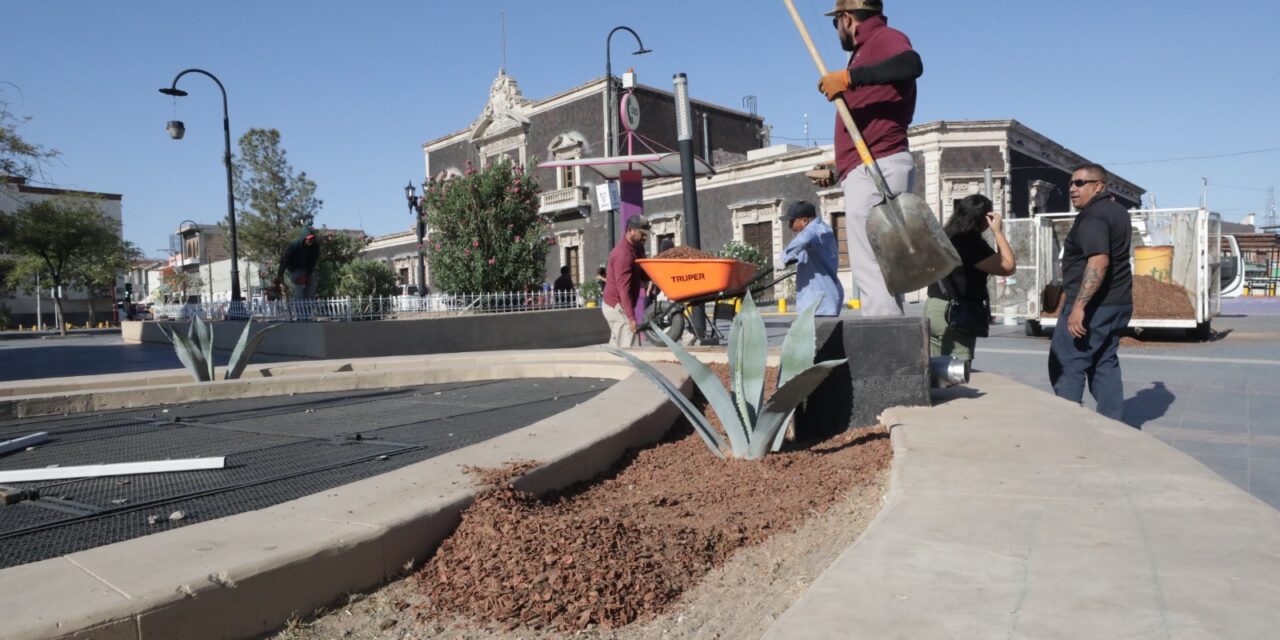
[421,70,766,288]
[407,73,1144,303]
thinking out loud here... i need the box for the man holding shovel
[811,0,923,316]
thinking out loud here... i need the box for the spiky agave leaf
[183,318,211,383]
[729,294,767,439]
[772,296,824,452]
[192,315,215,382]
[747,358,847,460]
[646,322,750,456]
[160,324,210,383]
[225,317,283,380]
[605,347,726,458]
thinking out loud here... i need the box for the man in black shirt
[1048,163,1134,421]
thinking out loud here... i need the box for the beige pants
[841,150,915,317]
[601,303,638,347]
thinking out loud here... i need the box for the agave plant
[608,295,845,460]
[159,315,282,382]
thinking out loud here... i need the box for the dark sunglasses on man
[1069,179,1102,188]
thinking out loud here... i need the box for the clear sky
[4,0,1277,258]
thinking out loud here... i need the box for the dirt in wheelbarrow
[271,365,893,640]
[655,246,717,260]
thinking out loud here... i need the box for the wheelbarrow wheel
[645,301,686,343]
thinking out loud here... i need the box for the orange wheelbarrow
[636,258,796,344]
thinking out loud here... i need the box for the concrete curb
[0,356,690,640]
[764,372,1280,639]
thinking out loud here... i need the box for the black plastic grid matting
[0,377,611,568]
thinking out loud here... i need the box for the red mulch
[1041,275,1195,319]
[654,247,717,260]
[414,363,889,633]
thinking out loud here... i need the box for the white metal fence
[149,290,587,322]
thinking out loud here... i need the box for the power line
[1106,146,1280,166]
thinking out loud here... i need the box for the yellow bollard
[778,299,787,314]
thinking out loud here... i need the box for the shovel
[782,0,961,295]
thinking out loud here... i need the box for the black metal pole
[674,73,709,342]
[605,39,614,158]
[605,26,651,159]
[406,182,428,296]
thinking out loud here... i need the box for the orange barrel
[1134,246,1173,282]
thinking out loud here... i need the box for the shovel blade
[865,192,962,295]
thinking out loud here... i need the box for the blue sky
[4,0,1278,258]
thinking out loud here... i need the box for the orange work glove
[818,69,852,101]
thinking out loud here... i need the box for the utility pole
[1201,177,1209,210]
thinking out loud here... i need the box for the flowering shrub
[421,159,549,294]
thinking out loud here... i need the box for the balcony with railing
[538,185,590,215]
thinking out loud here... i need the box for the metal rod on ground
[674,73,710,342]
[0,432,49,458]
[0,457,226,484]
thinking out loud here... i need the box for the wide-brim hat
[824,0,883,16]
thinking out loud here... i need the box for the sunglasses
[831,13,847,28]
[1069,179,1101,188]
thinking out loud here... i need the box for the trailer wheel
[1190,321,1212,342]
[1025,320,1042,337]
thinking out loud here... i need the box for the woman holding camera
[924,194,1016,362]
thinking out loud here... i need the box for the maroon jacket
[834,15,918,182]
[602,239,647,322]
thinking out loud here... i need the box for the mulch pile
[654,247,717,260]
[1041,275,1195,319]
[1132,275,1195,319]
[414,363,889,633]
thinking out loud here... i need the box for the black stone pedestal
[794,316,930,439]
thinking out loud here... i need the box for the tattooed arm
[1067,254,1110,338]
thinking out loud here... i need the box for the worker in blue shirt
[780,200,844,316]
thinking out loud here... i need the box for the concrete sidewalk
[767,372,1280,640]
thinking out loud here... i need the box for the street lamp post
[160,69,243,309]
[404,182,428,296]
[604,27,651,158]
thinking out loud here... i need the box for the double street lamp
[403,182,428,296]
[605,26,651,157]
[159,68,243,305]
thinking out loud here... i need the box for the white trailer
[1001,208,1225,340]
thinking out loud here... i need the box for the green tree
[5,197,121,335]
[159,266,201,303]
[315,230,366,298]
[421,159,549,294]
[232,128,322,271]
[335,259,396,298]
[69,236,142,325]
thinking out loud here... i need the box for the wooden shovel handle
[782,0,892,196]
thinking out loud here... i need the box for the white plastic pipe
[0,457,225,483]
[0,432,49,457]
